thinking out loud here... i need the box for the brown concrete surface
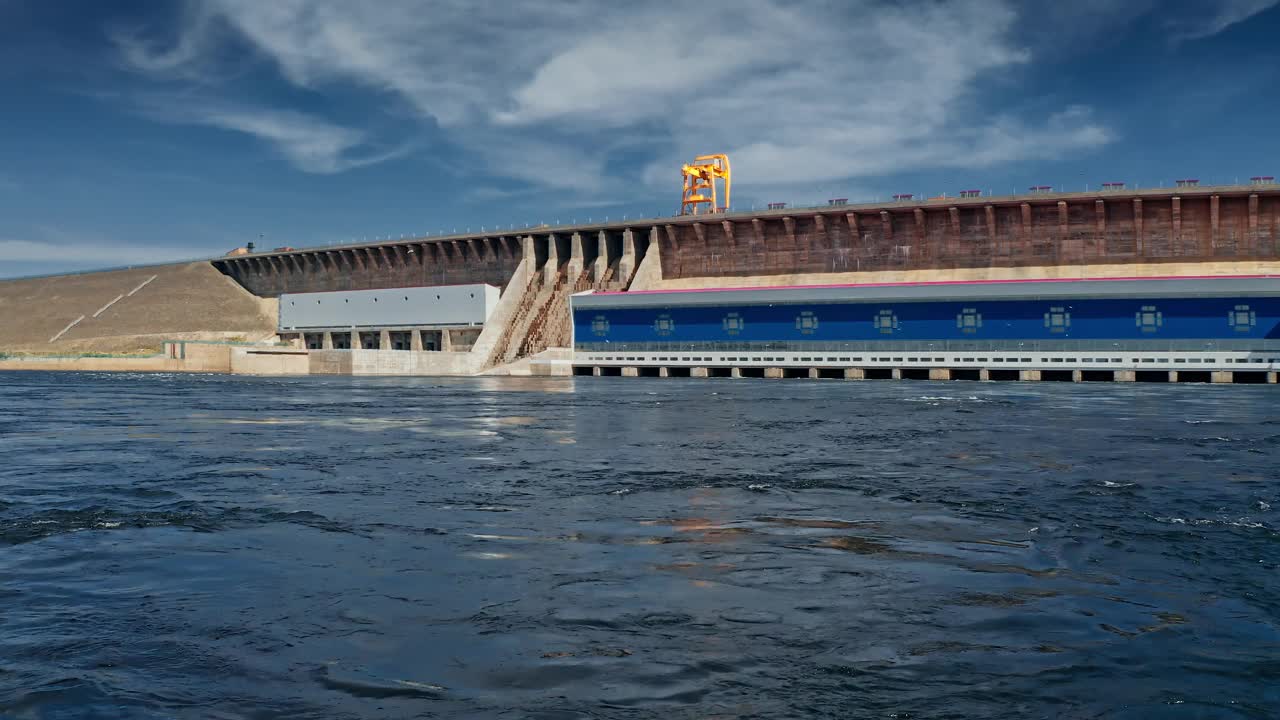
[214,185,1280,296]
[656,190,1280,280]
[650,260,1280,291]
[0,262,277,354]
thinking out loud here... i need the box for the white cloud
[133,97,408,173]
[0,237,218,267]
[110,5,221,79]
[1173,0,1279,41]
[117,0,1114,191]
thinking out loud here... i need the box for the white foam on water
[467,533,531,541]
[1227,519,1266,529]
[1152,515,1270,530]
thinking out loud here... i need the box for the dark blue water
[1,373,1278,719]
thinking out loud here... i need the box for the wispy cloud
[1171,0,1279,41]
[110,5,221,80]
[115,0,1115,191]
[132,96,410,173]
[0,233,222,278]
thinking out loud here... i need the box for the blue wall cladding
[574,296,1280,344]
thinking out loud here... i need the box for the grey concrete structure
[279,284,499,331]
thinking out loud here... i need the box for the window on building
[653,314,675,336]
[873,309,899,334]
[1044,306,1071,333]
[1230,304,1256,332]
[723,312,745,335]
[795,311,820,334]
[1136,305,1163,333]
[956,308,982,334]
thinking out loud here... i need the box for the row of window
[290,292,476,306]
[589,304,1261,337]
[587,354,1280,365]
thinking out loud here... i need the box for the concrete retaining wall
[0,342,311,375]
[0,342,234,373]
[308,349,482,375]
[486,348,574,376]
[0,355,183,372]
[230,348,310,375]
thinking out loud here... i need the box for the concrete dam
[6,181,1280,381]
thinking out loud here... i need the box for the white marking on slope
[126,275,157,297]
[92,294,125,318]
[49,315,85,343]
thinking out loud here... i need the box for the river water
[0,372,1277,719]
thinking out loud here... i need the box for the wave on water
[1149,514,1274,531]
[313,662,447,699]
[0,503,359,546]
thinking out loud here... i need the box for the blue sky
[2,0,1280,278]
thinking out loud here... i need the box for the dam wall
[10,183,1280,377]
[656,187,1280,279]
[214,184,1280,300]
[217,236,526,297]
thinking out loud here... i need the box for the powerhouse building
[571,276,1280,378]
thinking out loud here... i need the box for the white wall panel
[279,284,499,329]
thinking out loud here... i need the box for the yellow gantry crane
[679,154,731,215]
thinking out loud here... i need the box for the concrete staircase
[485,254,635,369]
[485,271,547,368]
[520,272,592,356]
[515,271,571,359]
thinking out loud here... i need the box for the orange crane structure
[679,154,731,215]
